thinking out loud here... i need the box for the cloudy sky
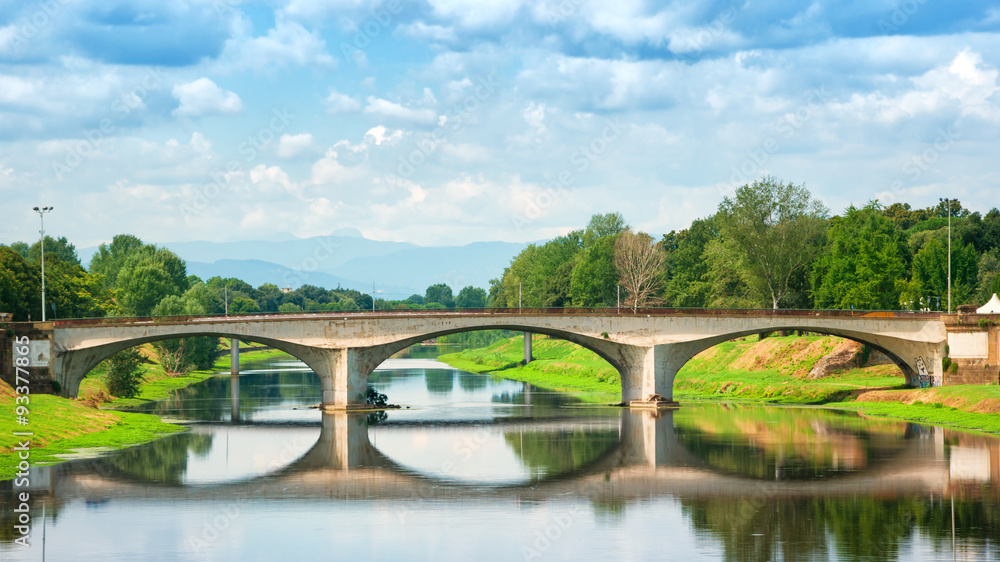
[1,0,998,248]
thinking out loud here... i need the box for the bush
[105,349,145,398]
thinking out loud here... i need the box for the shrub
[104,349,145,398]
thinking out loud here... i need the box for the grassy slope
[439,334,1000,434]
[0,346,286,479]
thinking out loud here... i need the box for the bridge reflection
[24,406,994,506]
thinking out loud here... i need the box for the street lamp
[32,206,53,322]
[939,198,952,313]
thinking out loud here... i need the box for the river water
[3,350,1000,561]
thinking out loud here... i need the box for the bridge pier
[283,346,378,411]
[619,343,709,406]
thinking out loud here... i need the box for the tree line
[489,177,1000,311]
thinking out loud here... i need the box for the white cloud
[363,96,438,124]
[276,133,316,158]
[219,19,335,71]
[364,125,403,145]
[326,89,361,113]
[172,78,243,117]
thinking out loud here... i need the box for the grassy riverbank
[438,334,1000,434]
[0,345,286,479]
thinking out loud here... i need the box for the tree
[662,216,719,307]
[570,235,619,307]
[976,249,1000,304]
[425,283,454,307]
[89,234,145,288]
[614,229,666,311]
[906,238,977,309]
[0,247,41,321]
[812,203,907,310]
[104,348,145,398]
[114,247,189,317]
[455,286,487,308]
[583,212,626,247]
[714,177,828,309]
[28,236,80,266]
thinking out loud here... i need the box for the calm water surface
[3,349,999,561]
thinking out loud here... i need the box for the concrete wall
[1,322,57,393]
[941,313,1000,385]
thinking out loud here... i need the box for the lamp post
[32,206,53,321]
[939,198,952,313]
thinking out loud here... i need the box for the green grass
[832,400,1000,434]
[0,394,185,479]
[439,336,621,403]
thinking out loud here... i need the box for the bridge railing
[48,307,942,327]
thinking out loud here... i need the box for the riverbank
[438,334,1000,434]
[0,345,285,479]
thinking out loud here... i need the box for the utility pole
[617,285,620,313]
[224,284,229,316]
[519,282,522,312]
[32,206,53,321]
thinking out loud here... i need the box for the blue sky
[1,0,999,248]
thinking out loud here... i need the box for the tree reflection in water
[100,432,214,485]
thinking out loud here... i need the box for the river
[2,349,999,561]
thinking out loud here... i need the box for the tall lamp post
[939,198,952,313]
[32,206,53,321]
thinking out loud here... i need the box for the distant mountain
[80,234,528,296]
[185,259,418,297]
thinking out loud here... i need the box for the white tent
[977,293,1000,314]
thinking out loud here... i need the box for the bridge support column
[283,346,382,411]
[619,342,718,406]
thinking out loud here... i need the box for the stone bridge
[39,309,945,409]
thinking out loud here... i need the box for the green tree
[976,249,1000,304]
[425,283,454,307]
[89,234,146,288]
[906,237,978,309]
[0,247,41,321]
[28,236,80,265]
[812,203,907,310]
[570,235,619,307]
[104,348,145,398]
[455,286,487,308]
[114,247,189,317]
[714,177,828,309]
[662,216,718,307]
[582,212,626,247]
[8,242,30,259]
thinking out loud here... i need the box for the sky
[1,0,999,248]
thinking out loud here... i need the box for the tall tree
[614,229,666,311]
[89,234,146,288]
[455,286,487,308]
[812,203,907,310]
[714,177,828,309]
[662,216,719,307]
[425,283,454,307]
[28,235,80,266]
[570,235,619,307]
